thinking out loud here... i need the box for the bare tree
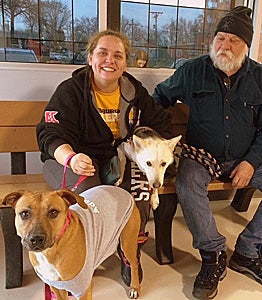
[74,16,97,43]
[162,19,177,47]
[3,0,28,40]
[22,0,38,36]
[41,0,71,41]
[121,16,147,47]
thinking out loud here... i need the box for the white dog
[116,127,181,210]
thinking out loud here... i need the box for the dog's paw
[129,288,139,299]
[114,178,123,186]
[150,193,159,210]
[151,202,159,210]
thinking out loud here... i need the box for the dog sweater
[36,185,134,298]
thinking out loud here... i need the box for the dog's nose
[29,234,46,248]
[153,182,161,188]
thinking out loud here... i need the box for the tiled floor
[1,198,262,300]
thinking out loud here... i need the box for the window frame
[0,0,261,67]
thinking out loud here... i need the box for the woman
[37,29,175,286]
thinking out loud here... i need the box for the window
[1,0,260,67]
[0,0,98,64]
[121,0,245,68]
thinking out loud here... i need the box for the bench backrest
[0,101,48,174]
[0,100,189,153]
[0,101,48,153]
[0,100,188,173]
[0,101,189,152]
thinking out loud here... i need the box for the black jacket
[37,66,175,162]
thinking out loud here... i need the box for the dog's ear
[132,135,146,150]
[166,135,182,151]
[0,190,26,208]
[56,189,88,209]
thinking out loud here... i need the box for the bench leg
[153,193,177,265]
[0,207,23,288]
[231,187,257,212]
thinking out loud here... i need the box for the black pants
[43,158,151,232]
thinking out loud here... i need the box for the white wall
[0,62,174,174]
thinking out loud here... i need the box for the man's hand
[229,160,254,188]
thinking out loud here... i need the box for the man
[153,6,262,300]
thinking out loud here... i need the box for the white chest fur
[34,252,61,281]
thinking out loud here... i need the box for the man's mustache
[216,49,234,60]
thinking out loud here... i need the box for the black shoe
[117,243,143,287]
[229,251,262,284]
[192,250,227,300]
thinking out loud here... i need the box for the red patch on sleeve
[45,111,59,124]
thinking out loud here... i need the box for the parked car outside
[0,48,38,63]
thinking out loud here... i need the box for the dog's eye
[48,209,59,219]
[20,210,31,220]
[161,162,167,167]
[146,161,152,166]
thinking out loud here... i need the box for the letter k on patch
[45,111,59,123]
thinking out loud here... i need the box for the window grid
[121,0,237,68]
[0,0,98,64]
[0,0,259,67]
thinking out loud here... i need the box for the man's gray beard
[209,45,247,74]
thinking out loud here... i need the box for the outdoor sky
[74,0,97,18]
[13,0,206,31]
[74,0,204,31]
[122,2,203,28]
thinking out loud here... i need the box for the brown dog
[0,185,141,300]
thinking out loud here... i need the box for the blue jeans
[176,158,262,258]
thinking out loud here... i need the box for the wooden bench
[154,103,257,264]
[0,101,257,289]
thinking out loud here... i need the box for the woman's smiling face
[88,35,127,89]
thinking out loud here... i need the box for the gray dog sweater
[36,185,134,298]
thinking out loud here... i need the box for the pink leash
[56,153,88,240]
[57,154,88,239]
[46,154,87,299]
[62,153,87,191]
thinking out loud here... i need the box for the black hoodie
[37,66,175,163]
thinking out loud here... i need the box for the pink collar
[56,209,72,240]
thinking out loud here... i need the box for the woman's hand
[69,153,96,176]
[54,144,96,176]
